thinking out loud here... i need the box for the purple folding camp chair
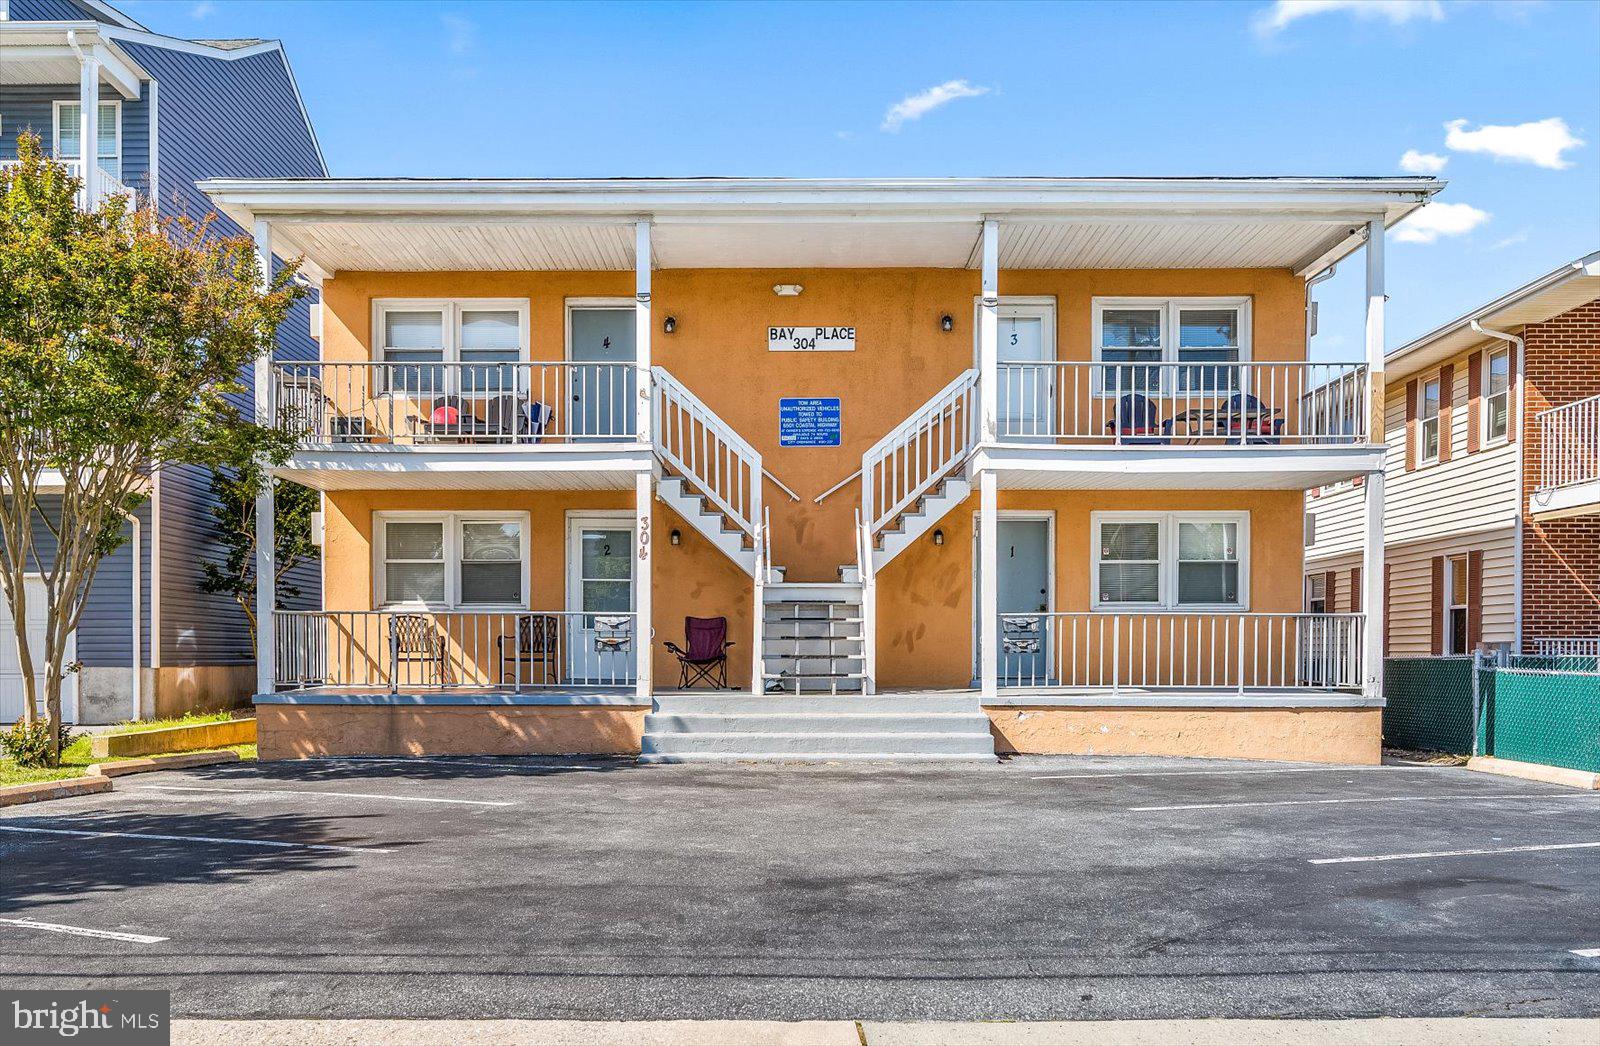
[663,616,735,690]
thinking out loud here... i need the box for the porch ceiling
[980,445,1384,491]
[275,447,650,492]
[0,25,146,99]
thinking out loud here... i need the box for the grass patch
[103,710,243,736]
[0,735,255,787]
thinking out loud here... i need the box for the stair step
[639,751,996,764]
[645,712,991,735]
[655,693,984,714]
[640,731,998,757]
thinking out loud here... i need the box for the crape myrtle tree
[0,134,301,764]
[200,463,318,652]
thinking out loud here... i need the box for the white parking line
[312,757,609,771]
[1033,765,1440,781]
[0,824,392,854]
[1132,793,1600,812]
[1571,947,1600,958]
[126,784,515,807]
[1311,841,1600,865]
[0,917,167,944]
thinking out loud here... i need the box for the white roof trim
[74,0,147,32]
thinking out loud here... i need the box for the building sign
[768,326,856,352]
[779,398,842,447]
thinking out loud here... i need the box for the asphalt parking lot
[2,754,1599,1021]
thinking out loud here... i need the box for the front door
[997,303,1055,438]
[996,518,1051,684]
[567,305,636,439]
[567,517,636,685]
[0,576,77,724]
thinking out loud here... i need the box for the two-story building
[1306,251,1600,658]
[0,0,325,723]
[200,176,1441,763]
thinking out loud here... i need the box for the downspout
[1305,264,1336,341]
[1471,318,1525,653]
[123,508,141,721]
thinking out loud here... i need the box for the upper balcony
[1530,393,1600,519]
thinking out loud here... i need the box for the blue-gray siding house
[1,0,325,722]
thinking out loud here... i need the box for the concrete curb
[88,750,242,778]
[0,775,113,807]
[92,718,256,759]
[1467,755,1600,790]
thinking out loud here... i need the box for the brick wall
[1522,298,1600,650]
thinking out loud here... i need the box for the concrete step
[653,693,983,715]
[640,731,998,757]
[645,711,992,735]
[638,750,995,764]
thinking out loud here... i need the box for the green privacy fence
[1381,656,1475,753]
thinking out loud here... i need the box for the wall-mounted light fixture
[670,528,682,546]
[932,528,945,546]
[773,284,804,297]
[663,316,677,334]
[940,314,954,333]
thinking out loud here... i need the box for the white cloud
[1254,0,1444,36]
[1490,230,1530,251]
[1399,149,1448,174]
[1444,117,1584,169]
[190,1,215,17]
[881,80,991,133]
[1392,201,1491,244]
[440,13,477,56]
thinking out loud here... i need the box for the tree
[0,134,300,764]
[200,465,318,651]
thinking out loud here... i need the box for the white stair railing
[652,366,763,542]
[856,508,877,694]
[862,369,978,542]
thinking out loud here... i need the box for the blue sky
[127,0,1599,352]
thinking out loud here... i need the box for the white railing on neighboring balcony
[274,610,638,691]
[996,612,1365,693]
[1536,394,1600,493]
[862,369,978,536]
[2,159,132,209]
[652,365,763,542]
[271,361,638,445]
[994,361,1369,445]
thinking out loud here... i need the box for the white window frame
[373,511,530,610]
[1091,296,1253,397]
[1306,573,1327,614]
[1484,347,1512,446]
[372,298,531,395]
[52,99,122,180]
[1443,553,1470,656]
[1419,375,1442,465]
[1091,511,1250,612]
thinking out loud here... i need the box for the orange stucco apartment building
[201,177,1441,763]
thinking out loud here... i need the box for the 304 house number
[768,326,856,352]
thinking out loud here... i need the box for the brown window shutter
[1467,549,1484,651]
[1466,352,1482,455]
[1325,571,1338,612]
[1430,556,1445,655]
[1438,364,1455,464]
[1384,564,1393,656]
[1350,566,1362,613]
[1505,345,1519,444]
[1405,379,1419,471]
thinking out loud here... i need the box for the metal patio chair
[1105,392,1168,445]
[663,616,734,690]
[389,613,447,691]
[498,613,561,686]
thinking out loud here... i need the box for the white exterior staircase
[761,579,866,694]
[656,474,757,575]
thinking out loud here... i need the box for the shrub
[0,719,78,768]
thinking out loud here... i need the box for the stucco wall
[987,706,1381,764]
[258,704,647,759]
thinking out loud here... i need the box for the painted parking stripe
[312,757,611,771]
[1033,765,1440,781]
[1571,948,1600,958]
[0,917,167,945]
[1132,793,1600,812]
[127,784,515,807]
[0,824,392,854]
[1310,841,1600,865]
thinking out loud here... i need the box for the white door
[566,517,636,685]
[567,305,637,439]
[997,303,1055,438]
[0,577,77,724]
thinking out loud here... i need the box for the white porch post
[78,52,100,208]
[1362,217,1386,702]
[978,219,1000,444]
[252,219,276,696]
[977,219,1001,699]
[634,220,654,700]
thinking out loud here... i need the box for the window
[1306,574,1327,615]
[1420,377,1442,463]
[1092,513,1249,610]
[374,299,528,395]
[377,514,526,608]
[1093,298,1250,395]
[54,101,121,182]
[1485,348,1511,443]
[1445,554,1469,655]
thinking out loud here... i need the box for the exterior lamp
[670,529,682,546]
[663,316,677,334]
[940,314,954,333]
[773,284,803,296]
[932,528,945,546]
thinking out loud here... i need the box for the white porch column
[78,52,100,208]
[252,219,276,696]
[978,219,1000,443]
[1362,217,1386,701]
[634,220,654,700]
[978,471,999,699]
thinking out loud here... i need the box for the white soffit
[273,221,639,272]
[991,220,1354,270]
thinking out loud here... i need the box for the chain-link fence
[1381,656,1475,754]
[1477,655,1600,774]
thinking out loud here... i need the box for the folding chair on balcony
[1104,393,1168,445]
[663,616,734,690]
[498,613,561,686]
[389,614,447,692]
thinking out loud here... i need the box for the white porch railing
[652,366,763,542]
[862,369,978,537]
[2,158,132,209]
[270,361,638,445]
[994,361,1369,445]
[1536,394,1600,493]
[274,610,638,691]
[996,612,1365,693]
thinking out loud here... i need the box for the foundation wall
[986,705,1382,764]
[257,703,648,759]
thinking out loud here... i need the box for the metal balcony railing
[1536,393,1600,493]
